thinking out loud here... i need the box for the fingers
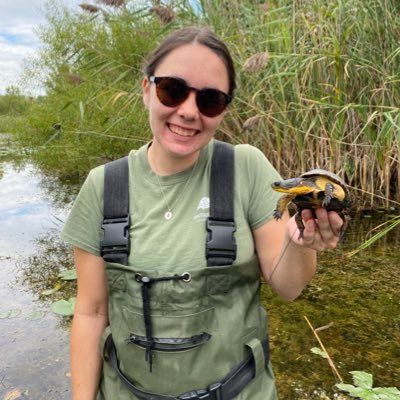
[293,209,343,251]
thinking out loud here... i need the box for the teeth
[169,124,197,137]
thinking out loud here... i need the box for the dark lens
[155,77,189,107]
[197,89,231,117]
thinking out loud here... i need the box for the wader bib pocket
[126,332,212,352]
[114,305,215,385]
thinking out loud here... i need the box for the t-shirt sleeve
[60,166,105,255]
[235,144,283,230]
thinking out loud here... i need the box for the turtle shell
[300,169,344,185]
[300,169,349,195]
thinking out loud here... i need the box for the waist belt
[105,334,269,400]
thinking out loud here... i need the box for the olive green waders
[97,141,278,400]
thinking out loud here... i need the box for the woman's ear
[142,76,150,108]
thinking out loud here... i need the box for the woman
[61,26,343,400]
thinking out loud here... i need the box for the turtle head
[271,177,312,194]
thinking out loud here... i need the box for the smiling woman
[60,25,345,400]
[143,42,231,174]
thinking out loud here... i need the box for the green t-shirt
[61,140,282,270]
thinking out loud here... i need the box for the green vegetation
[0,86,33,133]
[336,371,400,399]
[0,86,32,116]
[8,0,399,209]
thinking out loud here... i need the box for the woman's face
[143,43,230,163]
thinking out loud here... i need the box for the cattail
[65,73,85,86]
[243,51,269,72]
[259,3,268,14]
[96,0,126,7]
[242,115,262,131]
[79,4,100,13]
[150,5,176,24]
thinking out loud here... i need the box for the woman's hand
[288,208,344,251]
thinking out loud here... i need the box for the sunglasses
[148,76,232,117]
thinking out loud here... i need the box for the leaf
[3,388,22,400]
[350,370,373,389]
[41,288,58,296]
[51,298,76,316]
[335,383,374,398]
[336,383,357,392]
[58,269,77,281]
[41,283,62,295]
[0,309,22,319]
[310,347,328,358]
[373,386,400,398]
[25,309,46,321]
[79,101,85,121]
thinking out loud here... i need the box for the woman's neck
[147,142,200,176]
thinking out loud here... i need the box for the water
[0,157,71,399]
[262,216,400,398]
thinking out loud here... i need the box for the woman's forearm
[267,236,317,300]
[70,312,108,400]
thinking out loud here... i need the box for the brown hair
[143,26,236,96]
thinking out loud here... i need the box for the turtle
[271,169,351,240]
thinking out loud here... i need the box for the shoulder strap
[206,140,237,266]
[99,143,236,267]
[100,156,130,265]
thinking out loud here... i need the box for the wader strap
[206,141,237,267]
[105,334,269,400]
[100,156,130,265]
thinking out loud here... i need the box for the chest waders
[98,141,277,400]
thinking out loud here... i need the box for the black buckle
[100,215,130,258]
[178,382,222,400]
[206,218,237,262]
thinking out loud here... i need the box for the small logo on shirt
[197,197,210,210]
[194,196,209,221]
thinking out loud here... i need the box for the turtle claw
[322,182,334,207]
[273,209,283,220]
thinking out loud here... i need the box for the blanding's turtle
[271,169,350,240]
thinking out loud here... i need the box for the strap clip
[178,382,222,400]
[100,215,130,259]
[206,218,237,263]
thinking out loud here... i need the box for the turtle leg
[295,211,305,239]
[322,182,334,207]
[338,213,351,243]
[273,194,295,220]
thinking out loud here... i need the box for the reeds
[224,0,400,209]
[16,0,400,209]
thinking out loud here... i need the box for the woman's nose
[176,91,199,120]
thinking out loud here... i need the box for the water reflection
[0,161,71,399]
[0,164,68,255]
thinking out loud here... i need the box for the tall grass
[14,0,400,208]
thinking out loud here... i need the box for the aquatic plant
[51,297,76,317]
[336,371,400,399]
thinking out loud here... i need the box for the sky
[0,0,83,95]
[0,0,200,96]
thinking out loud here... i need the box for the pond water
[0,134,399,399]
[0,142,72,398]
[262,215,400,399]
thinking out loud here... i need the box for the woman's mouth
[168,123,198,137]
